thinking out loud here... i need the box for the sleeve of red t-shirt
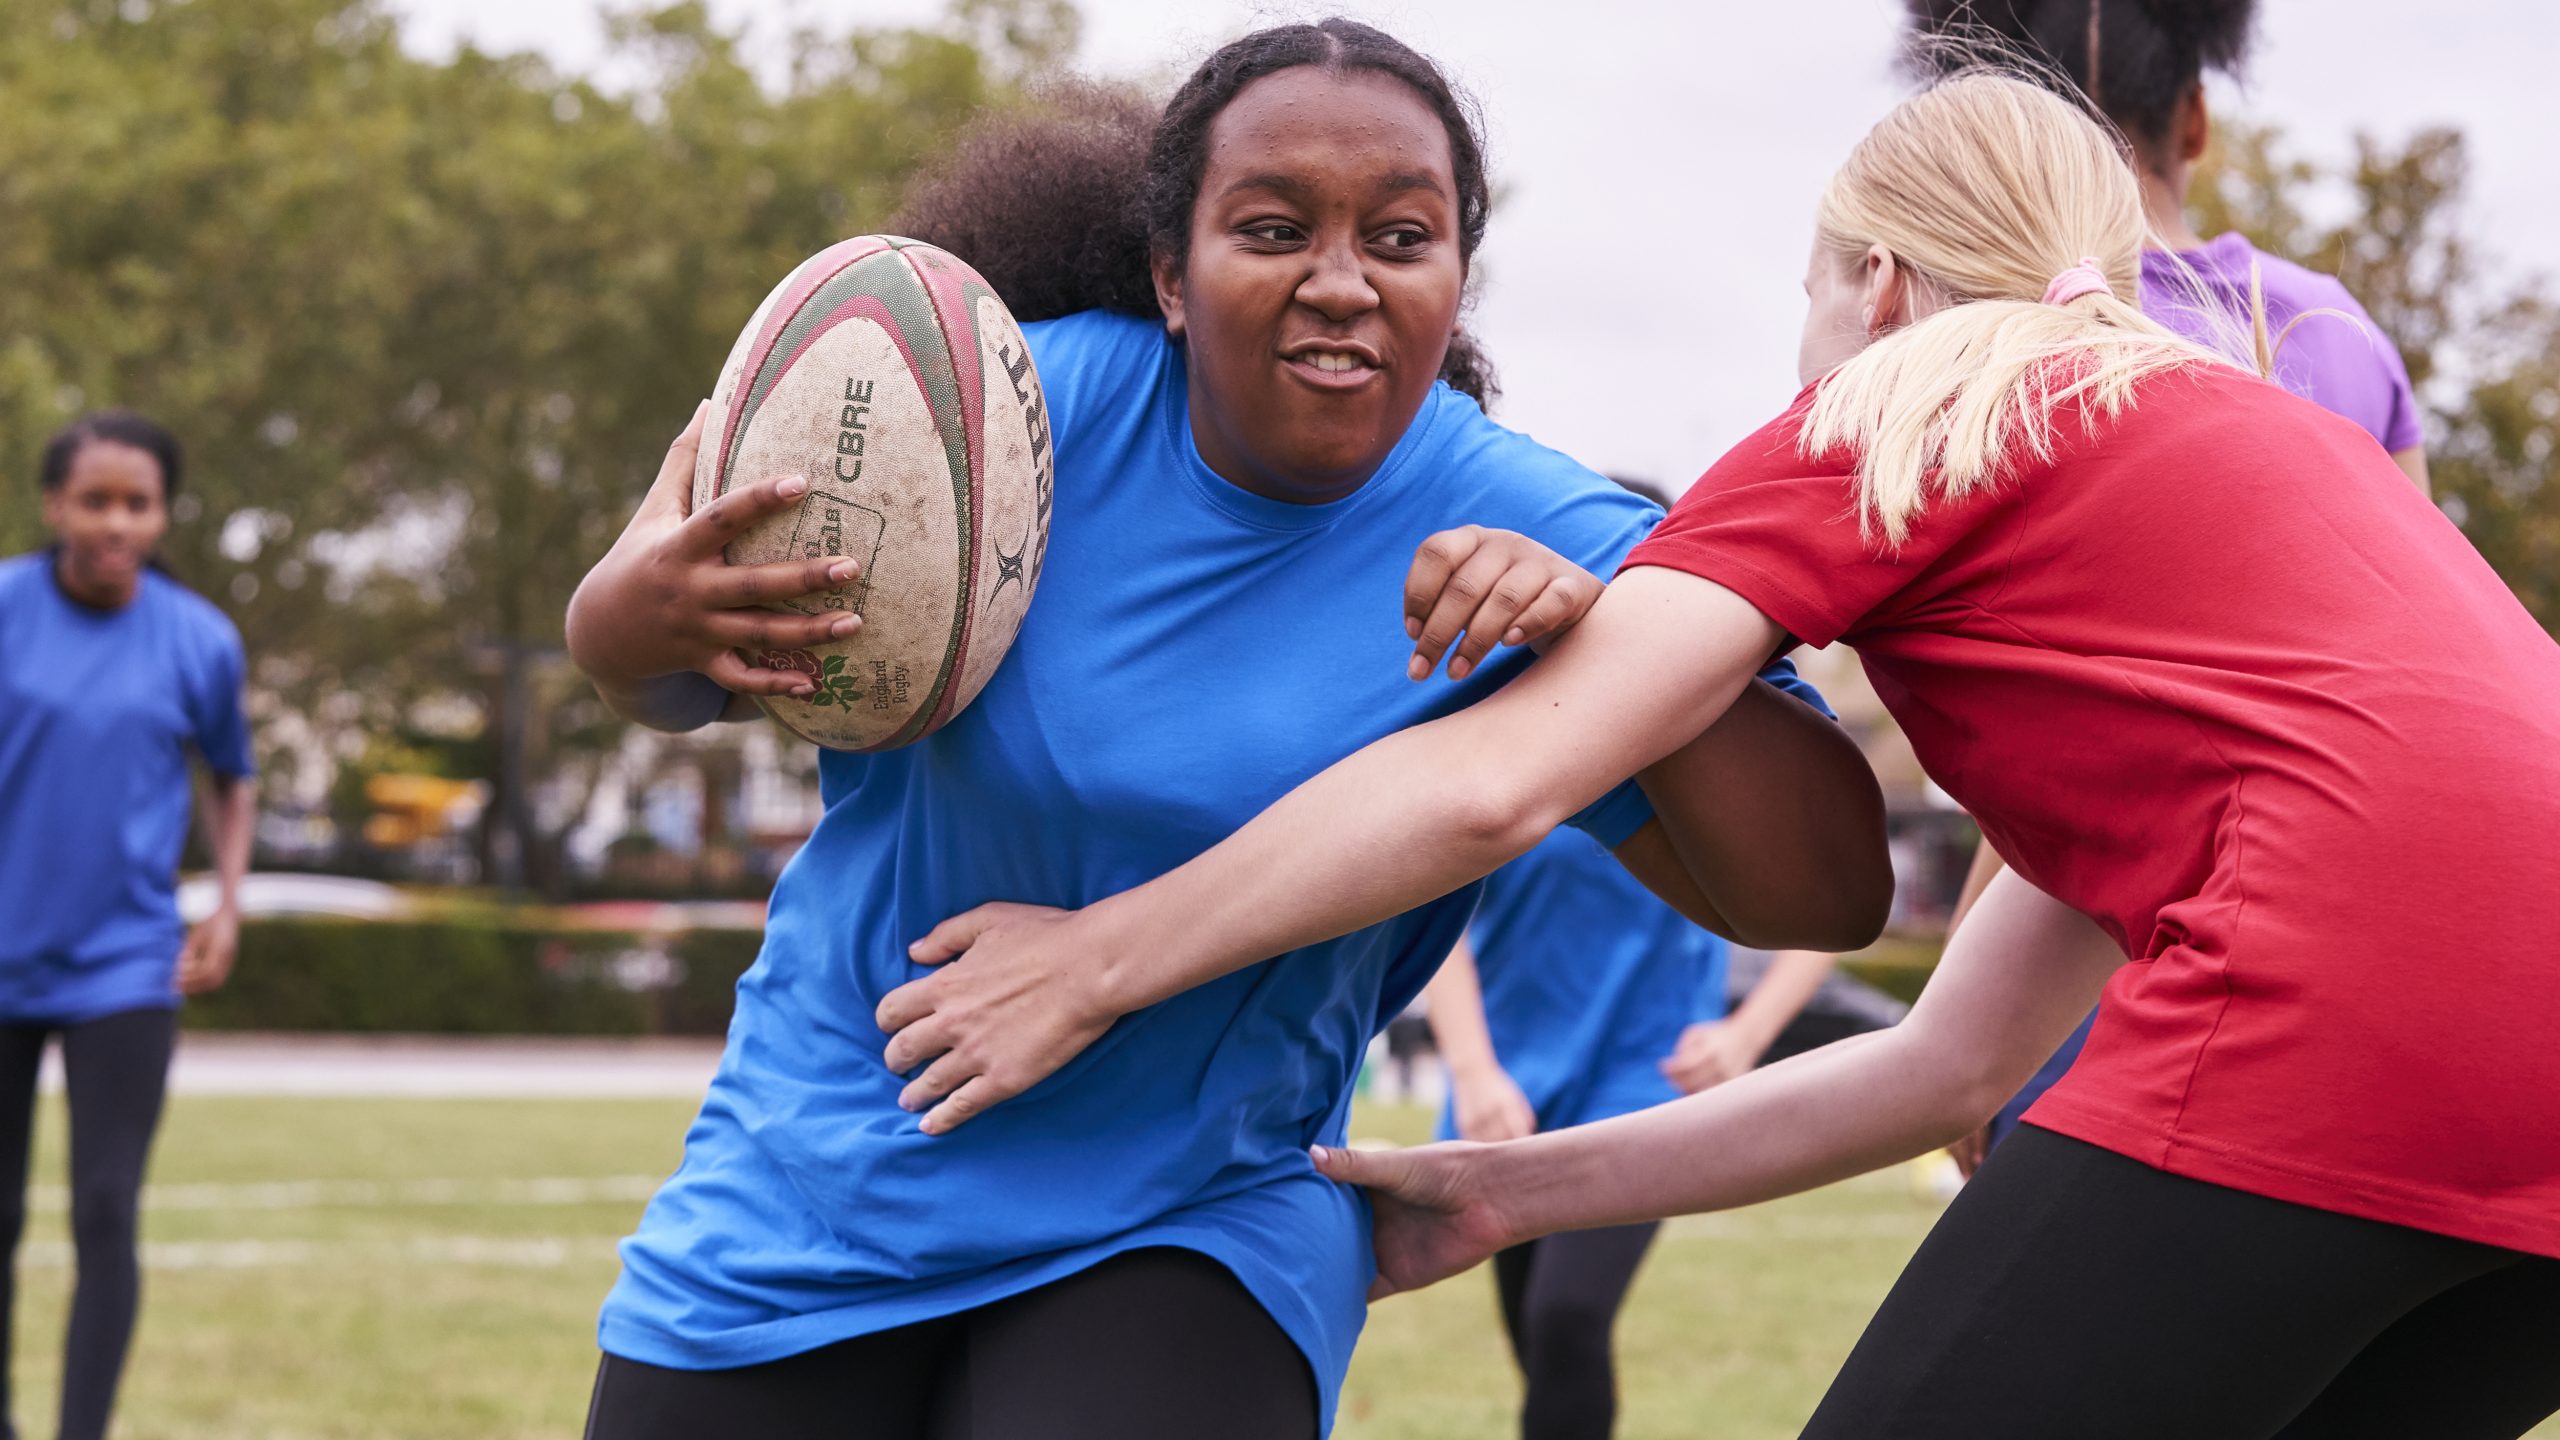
[1620,394,2008,648]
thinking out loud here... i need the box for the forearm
[203,775,255,909]
[1724,948,1835,1052]
[1422,941,1501,1078]
[1476,869,2118,1238]
[1078,569,1782,1015]
[1082,718,1563,1012]
[1635,680,1891,951]
[1487,1028,1954,1232]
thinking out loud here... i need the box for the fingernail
[1449,658,1473,680]
[778,477,809,498]
[920,1117,944,1136]
[907,941,927,958]
[1503,628,1525,646]
[829,560,859,583]
[1309,1145,1331,1165]
[1407,655,1428,681]
[1404,617,1420,640]
[830,615,860,638]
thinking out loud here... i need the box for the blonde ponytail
[1801,72,2236,546]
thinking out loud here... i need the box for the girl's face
[43,440,169,603]
[1156,66,1466,505]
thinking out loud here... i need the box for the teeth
[1304,352,1367,373]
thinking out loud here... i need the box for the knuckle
[1444,573,1485,600]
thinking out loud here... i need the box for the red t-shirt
[1626,364,2560,1258]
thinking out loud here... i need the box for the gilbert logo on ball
[696,236,1054,751]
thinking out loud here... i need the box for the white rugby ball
[694,235,1053,751]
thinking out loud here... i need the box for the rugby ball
[694,235,1053,751]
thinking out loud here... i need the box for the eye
[1242,221,1306,246]
[1375,225,1432,255]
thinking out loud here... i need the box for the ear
[1860,243,1911,337]
[2178,83,2211,165]
[1151,249,1187,340]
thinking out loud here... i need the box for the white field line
[13,1235,610,1271]
[10,1218,1927,1275]
[24,1174,664,1214]
[3,1173,1926,1273]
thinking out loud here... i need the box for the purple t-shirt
[2140,232,2424,453]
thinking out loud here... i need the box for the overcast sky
[396,0,2558,488]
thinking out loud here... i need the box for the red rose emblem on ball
[757,648,822,677]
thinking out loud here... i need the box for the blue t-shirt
[0,554,253,1022]
[599,311,1664,1429]
[1444,668,1832,1135]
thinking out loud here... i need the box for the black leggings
[1490,1222,1661,1440]
[0,1007,177,1440]
[1804,1123,2560,1440]
[585,1247,1317,1440]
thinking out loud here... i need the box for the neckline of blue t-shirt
[16,548,152,622]
[1148,338,1452,535]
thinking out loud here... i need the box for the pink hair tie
[2042,257,2114,306]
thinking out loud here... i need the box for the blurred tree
[0,0,1078,891]
[2190,122,2557,634]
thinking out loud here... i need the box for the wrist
[597,670,731,733]
[1725,1011,1780,1058]
[1445,1052,1505,1087]
[1473,1135,1565,1247]
[1073,896,1156,1019]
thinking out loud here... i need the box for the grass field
[5,1094,2550,1439]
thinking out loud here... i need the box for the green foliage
[0,0,1075,883]
[2433,295,2560,632]
[185,916,763,1033]
[2192,123,2558,634]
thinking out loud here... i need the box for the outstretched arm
[879,566,1785,1130]
[1319,867,2121,1297]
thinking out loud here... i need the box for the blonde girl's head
[1798,70,2235,545]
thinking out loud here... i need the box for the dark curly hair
[1900,0,2257,151]
[893,20,1500,407]
[39,410,184,497]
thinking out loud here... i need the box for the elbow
[1820,867,1896,953]
[1728,892,1889,955]
[1719,857,1894,954]
[1445,773,1570,876]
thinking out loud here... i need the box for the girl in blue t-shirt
[0,412,255,1440]
[565,23,1890,1439]
[1428,761,1839,1439]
